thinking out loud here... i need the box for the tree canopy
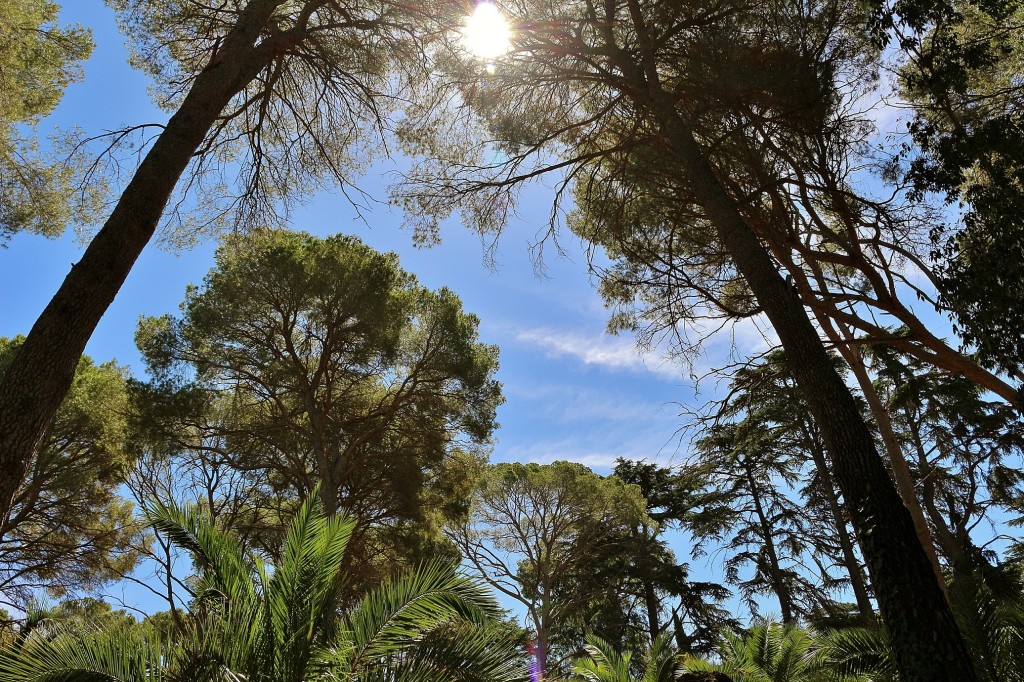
[5,0,1024,679]
[447,461,650,677]
[0,0,97,243]
[0,337,143,609]
[132,228,501,595]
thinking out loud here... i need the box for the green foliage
[101,0,443,239]
[669,353,876,624]
[680,577,1024,682]
[811,571,1024,682]
[0,337,144,606]
[868,340,1024,577]
[685,360,854,622]
[896,0,1024,374]
[945,572,1024,682]
[572,633,683,682]
[685,621,874,682]
[131,228,501,595]
[0,491,529,682]
[611,460,742,654]
[48,598,138,631]
[0,0,99,242]
[449,461,651,676]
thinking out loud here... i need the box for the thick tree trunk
[814,316,949,592]
[653,101,977,682]
[0,0,286,524]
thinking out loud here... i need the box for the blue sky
[1,0,779,473]
[0,0,790,617]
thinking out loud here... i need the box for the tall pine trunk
[0,0,288,524]
[651,99,977,681]
[821,318,950,597]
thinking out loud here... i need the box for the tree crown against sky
[2,1,1024,675]
[0,0,492,528]
[0,337,144,610]
[394,0,1021,410]
[130,228,502,598]
[892,0,1024,377]
[395,0,983,676]
[100,0,456,242]
[448,461,651,677]
[0,0,100,243]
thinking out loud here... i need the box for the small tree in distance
[447,461,650,678]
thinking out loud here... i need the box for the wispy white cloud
[494,413,691,471]
[512,326,682,379]
[504,383,686,425]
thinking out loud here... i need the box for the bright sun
[462,3,511,60]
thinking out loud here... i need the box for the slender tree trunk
[0,0,288,525]
[902,405,975,577]
[805,428,875,619]
[814,317,950,600]
[744,462,795,623]
[643,572,662,643]
[537,609,550,679]
[652,100,977,681]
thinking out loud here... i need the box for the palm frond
[574,635,632,682]
[265,492,354,682]
[344,560,500,671]
[949,574,1024,682]
[377,621,530,682]
[0,625,164,682]
[143,499,258,608]
[642,633,683,682]
[817,627,895,682]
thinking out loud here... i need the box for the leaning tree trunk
[651,99,977,681]
[0,0,290,525]
[818,316,949,598]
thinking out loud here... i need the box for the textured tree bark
[643,571,662,643]
[812,314,950,600]
[652,100,978,682]
[0,0,287,525]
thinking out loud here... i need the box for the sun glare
[462,3,511,60]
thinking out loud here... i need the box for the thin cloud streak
[513,326,681,379]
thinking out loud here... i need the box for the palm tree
[572,633,682,682]
[0,491,530,682]
[683,620,870,682]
